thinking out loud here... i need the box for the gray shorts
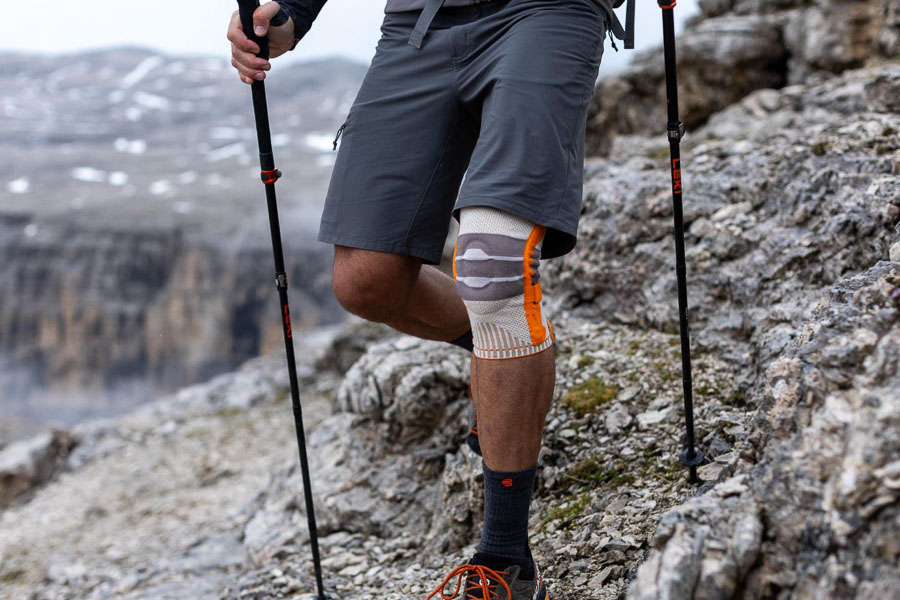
[317,0,608,265]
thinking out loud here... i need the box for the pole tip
[680,448,705,468]
[680,448,705,485]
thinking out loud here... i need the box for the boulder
[629,262,900,598]
[586,0,898,155]
[0,429,76,508]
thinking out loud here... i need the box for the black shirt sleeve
[269,0,328,50]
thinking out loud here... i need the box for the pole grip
[236,0,270,60]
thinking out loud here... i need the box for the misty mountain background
[0,47,369,445]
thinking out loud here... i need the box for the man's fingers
[226,10,260,54]
[231,36,271,83]
[252,2,283,37]
[233,57,265,84]
[232,45,270,71]
[232,53,269,81]
[227,6,280,84]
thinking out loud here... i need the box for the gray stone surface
[629,262,900,598]
[586,0,898,155]
[0,429,76,508]
[550,62,900,395]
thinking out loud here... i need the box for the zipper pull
[332,121,347,151]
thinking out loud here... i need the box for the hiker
[228,1,618,597]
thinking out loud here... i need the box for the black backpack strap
[608,0,635,50]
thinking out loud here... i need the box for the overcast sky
[2,0,698,74]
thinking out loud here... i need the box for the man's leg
[453,206,556,583]
[331,245,471,343]
[470,348,554,471]
[332,244,481,451]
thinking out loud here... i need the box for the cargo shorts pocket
[320,110,354,226]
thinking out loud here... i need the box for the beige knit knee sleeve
[453,206,554,360]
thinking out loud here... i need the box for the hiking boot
[426,560,547,600]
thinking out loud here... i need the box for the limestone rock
[629,262,900,598]
[587,14,786,156]
[240,338,473,570]
[0,429,76,508]
[586,0,898,155]
[552,63,900,392]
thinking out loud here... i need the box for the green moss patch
[564,457,636,488]
[575,354,595,369]
[562,378,620,416]
[546,491,591,526]
[216,406,244,418]
[1,569,26,584]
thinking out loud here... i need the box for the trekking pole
[658,0,703,484]
[235,1,328,596]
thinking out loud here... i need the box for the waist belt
[408,0,634,50]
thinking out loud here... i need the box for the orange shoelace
[426,564,512,600]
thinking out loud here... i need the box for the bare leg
[470,345,556,471]
[331,245,470,341]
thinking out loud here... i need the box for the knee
[454,207,554,359]
[331,247,418,322]
[332,265,398,322]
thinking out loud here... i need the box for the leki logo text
[672,158,682,194]
[284,305,292,338]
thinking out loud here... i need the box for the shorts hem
[452,195,577,259]
[317,231,444,266]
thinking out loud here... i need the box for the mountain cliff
[0,49,366,442]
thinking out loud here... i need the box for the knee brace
[453,207,554,360]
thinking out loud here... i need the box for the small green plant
[563,456,636,489]
[636,443,682,483]
[546,492,591,525]
[216,406,244,418]
[562,378,620,416]
[654,361,676,383]
[725,389,747,407]
[575,354,595,369]
[565,457,605,484]
[651,458,683,482]
[0,569,26,584]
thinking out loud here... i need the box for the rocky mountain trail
[1,17,898,600]
[224,317,745,600]
[0,326,346,599]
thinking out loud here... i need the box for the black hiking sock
[448,328,474,352]
[476,461,537,581]
[466,420,482,456]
